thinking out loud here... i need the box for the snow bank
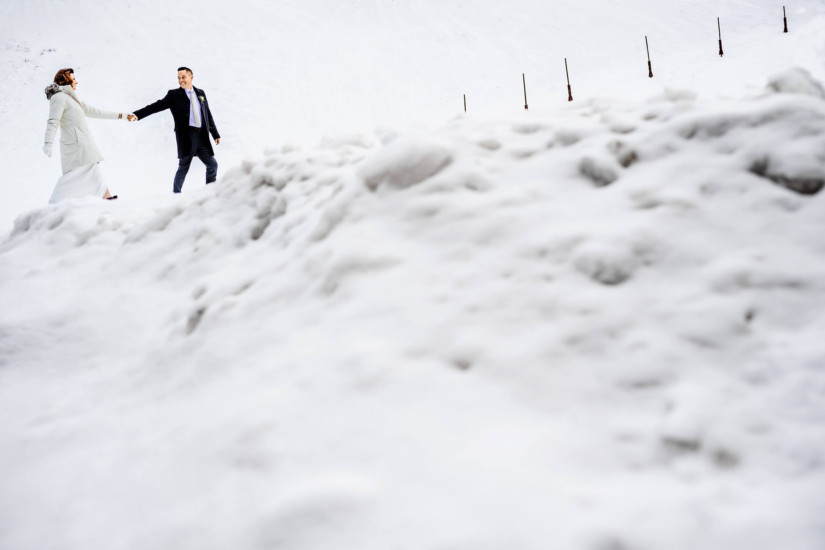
[358,135,453,190]
[2,79,825,550]
[766,67,825,98]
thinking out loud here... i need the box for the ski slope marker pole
[565,58,573,101]
[523,73,528,110]
[464,94,467,113]
[718,17,724,56]
[646,36,653,78]
[784,6,788,33]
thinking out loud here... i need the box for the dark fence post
[646,36,653,78]
[523,73,528,110]
[565,58,573,101]
[784,6,789,33]
[718,17,724,56]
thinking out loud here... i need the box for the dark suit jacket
[134,86,220,158]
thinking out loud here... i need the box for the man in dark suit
[131,67,221,193]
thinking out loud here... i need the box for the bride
[42,68,133,203]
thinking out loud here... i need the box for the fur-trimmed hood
[44,83,61,99]
[44,83,75,100]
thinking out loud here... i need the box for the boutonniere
[198,96,205,103]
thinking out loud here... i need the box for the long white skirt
[49,162,107,204]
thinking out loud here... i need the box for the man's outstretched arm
[132,91,174,121]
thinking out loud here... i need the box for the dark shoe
[105,195,118,200]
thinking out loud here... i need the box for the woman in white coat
[43,68,132,203]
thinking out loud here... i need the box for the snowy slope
[2,0,823,229]
[2,1,825,549]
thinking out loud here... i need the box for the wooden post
[784,6,788,33]
[523,73,528,110]
[646,36,653,78]
[718,17,724,56]
[565,58,573,101]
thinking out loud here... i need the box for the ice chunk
[766,68,825,99]
[357,135,453,191]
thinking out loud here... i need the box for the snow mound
[357,135,453,190]
[766,67,825,99]
[3,90,825,550]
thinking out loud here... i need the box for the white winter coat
[43,85,120,174]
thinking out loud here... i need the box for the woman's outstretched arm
[81,100,122,120]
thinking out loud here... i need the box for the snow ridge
[2,75,825,549]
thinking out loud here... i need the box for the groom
[131,67,221,193]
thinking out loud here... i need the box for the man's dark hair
[178,66,193,75]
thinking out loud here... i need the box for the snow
[2,1,825,549]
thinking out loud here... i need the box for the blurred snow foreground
[3,71,825,550]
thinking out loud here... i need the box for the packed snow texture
[4,73,825,550]
[3,1,825,549]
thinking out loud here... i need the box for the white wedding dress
[48,162,106,204]
[44,84,121,203]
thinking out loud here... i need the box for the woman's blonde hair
[53,68,74,86]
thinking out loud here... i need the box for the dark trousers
[173,127,218,193]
